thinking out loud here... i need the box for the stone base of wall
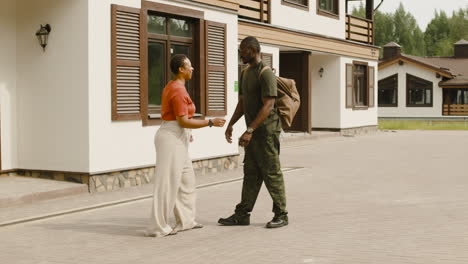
[0,171,17,177]
[13,170,89,185]
[340,125,379,136]
[313,125,378,136]
[90,155,239,193]
[4,155,240,193]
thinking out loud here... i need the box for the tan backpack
[259,66,301,128]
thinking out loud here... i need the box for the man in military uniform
[218,36,288,228]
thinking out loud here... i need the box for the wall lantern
[318,67,324,77]
[36,24,51,51]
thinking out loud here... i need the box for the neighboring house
[0,0,379,192]
[378,40,468,118]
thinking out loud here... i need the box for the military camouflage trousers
[235,132,288,217]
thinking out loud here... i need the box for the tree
[424,8,468,56]
[353,3,468,57]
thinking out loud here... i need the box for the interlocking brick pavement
[1,130,468,264]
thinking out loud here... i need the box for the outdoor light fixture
[36,24,51,51]
[319,67,324,77]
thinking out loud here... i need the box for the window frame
[346,61,375,110]
[281,0,309,11]
[352,60,368,110]
[378,74,398,107]
[146,13,195,117]
[140,1,205,126]
[406,74,433,107]
[316,0,339,19]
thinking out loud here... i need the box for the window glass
[148,42,165,109]
[354,64,367,106]
[407,74,432,106]
[148,15,166,34]
[169,18,192,37]
[286,0,308,6]
[319,0,337,14]
[378,74,398,106]
[171,44,193,99]
[146,13,195,115]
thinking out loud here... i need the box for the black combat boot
[265,215,288,228]
[218,213,250,226]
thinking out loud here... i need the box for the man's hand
[238,131,252,147]
[225,126,233,143]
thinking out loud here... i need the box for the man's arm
[247,96,275,131]
[238,96,274,147]
[225,96,244,143]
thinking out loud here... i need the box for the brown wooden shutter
[205,21,227,116]
[346,63,354,108]
[368,66,375,107]
[261,53,273,68]
[111,5,141,121]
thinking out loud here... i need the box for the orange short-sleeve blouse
[161,80,196,121]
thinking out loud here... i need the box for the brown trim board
[379,56,453,78]
[238,20,379,60]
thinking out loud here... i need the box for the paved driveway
[1,130,468,264]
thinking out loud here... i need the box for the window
[444,88,468,105]
[353,64,367,106]
[147,13,195,116]
[111,3,228,124]
[317,0,339,17]
[282,0,309,10]
[378,74,398,107]
[345,62,375,109]
[261,53,273,68]
[406,74,432,107]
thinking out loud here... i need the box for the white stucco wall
[270,0,345,40]
[378,63,443,118]
[88,0,239,173]
[311,54,341,128]
[16,0,89,171]
[0,0,18,170]
[340,57,378,128]
[260,45,280,76]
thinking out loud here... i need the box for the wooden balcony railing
[238,0,269,23]
[346,14,374,45]
[443,104,468,116]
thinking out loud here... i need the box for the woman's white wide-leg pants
[146,121,198,237]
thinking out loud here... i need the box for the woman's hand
[211,118,226,127]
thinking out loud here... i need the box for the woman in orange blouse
[145,54,225,237]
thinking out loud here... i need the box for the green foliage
[352,3,468,57]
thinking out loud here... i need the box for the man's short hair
[240,36,261,53]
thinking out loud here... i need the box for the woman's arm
[176,116,225,129]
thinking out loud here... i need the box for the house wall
[15,0,89,171]
[340,57,378,128]
[261,45,280,76]
[379,63,443,118]
[311,54,341,128]
[0,0,18,170]
[88,0,239,173]
[270,0,345,40]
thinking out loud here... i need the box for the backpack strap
[258,66,270,80]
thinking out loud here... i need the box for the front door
[279,51,311,132]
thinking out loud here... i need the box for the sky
[349,0,468,31]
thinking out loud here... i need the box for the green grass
[379,120,468,130]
